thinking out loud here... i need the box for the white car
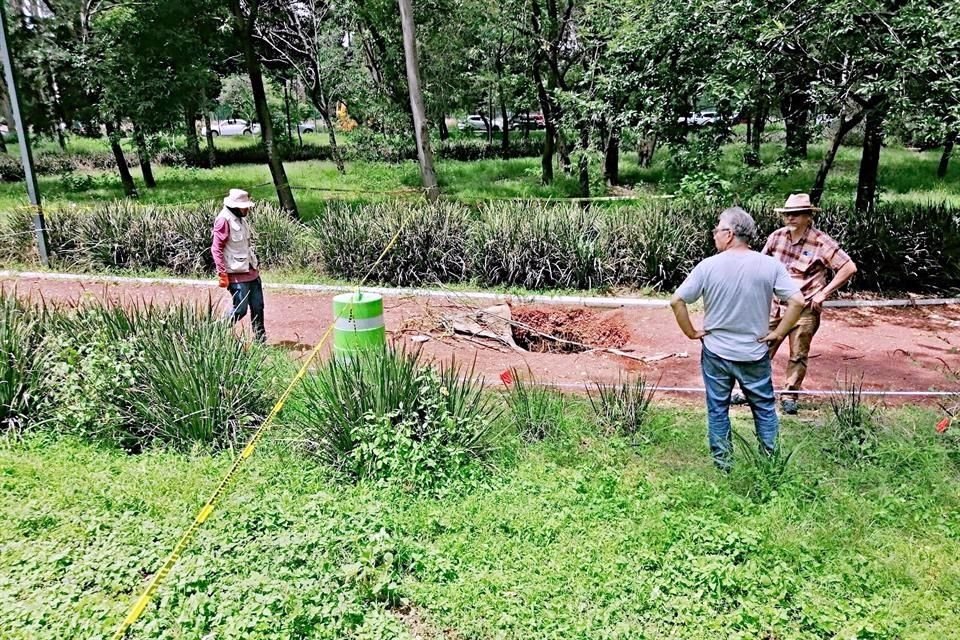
[203,119,257,136]
[458,114,504,132]
[298,120,325,134]
[678,111,720,126]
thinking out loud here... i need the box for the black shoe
[781,398,798,415]
[731,392,747,406]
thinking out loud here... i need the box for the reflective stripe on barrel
[332,292,385,358]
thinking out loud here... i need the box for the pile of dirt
[511,306,630,353]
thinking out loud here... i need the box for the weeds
[828,373,881,463]
[729,430,799,503]
[503,368,566,442]
[587,374,657,442]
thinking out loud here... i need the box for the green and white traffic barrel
[332,291,386,360]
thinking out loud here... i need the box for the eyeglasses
[713,226,732,235]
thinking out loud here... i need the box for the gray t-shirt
[675,250,799,362]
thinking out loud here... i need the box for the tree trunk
[938,131,956,179]
[105,121,137,198]
[183,109,201,165]
[203,111,216,167]
[855,104,886,213]
[810,109,867,205]
[132,124,156,188]
[230,0,299,218]
[751,104,767,158]
[781,88,810,158]
[557,131,571,173]
[398,0,439,202]
[486,89,494,145]
[637,134,658,168]
[319,109,345,174]
[0,86,14,143]
[577,121,590,197]
[499,94,510,153]
[604,124,620,186]
[532,64,554,184]
[745,102,767,166]
[283,80,293,142]
[438,114,449,141]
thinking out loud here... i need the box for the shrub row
[0,294,269,451]
[0,138,544,182]
[2,199,957,293]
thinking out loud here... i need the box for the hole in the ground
[510,306,629,354]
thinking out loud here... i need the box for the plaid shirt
[762,226,851,301]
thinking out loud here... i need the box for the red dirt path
[4,275,959,405]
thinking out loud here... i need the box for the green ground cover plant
[2,292,960,639]
[3,198,957,294]
[2,403,958,639]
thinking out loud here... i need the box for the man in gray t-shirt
[670,207,804,469]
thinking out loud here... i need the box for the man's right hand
[688,329,709,340]
[758,330,782,345]
[218,273,229,288]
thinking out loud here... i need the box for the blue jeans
[226,277,265,343]
[701,346,779,469]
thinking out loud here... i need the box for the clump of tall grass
[729,431,799,503]
[251,205,318,271]
[312,201,471,285]
[0,294,46,433]
[503,368,567,442]
[587,374,657,441]
[289,347,500,489]
[38,298,268,450]
[827,374,881,463]
[470,202,609,290]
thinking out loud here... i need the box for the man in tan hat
[211,188,265,342]
[761,193,857,413]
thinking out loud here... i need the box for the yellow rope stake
[110,220,408,640]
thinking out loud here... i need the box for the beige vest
[217,208,259,273]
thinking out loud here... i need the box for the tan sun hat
[774,193,820,213]
[223,188,254,209]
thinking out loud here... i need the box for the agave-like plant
[0,293,46,433]
[289,346,500,482]
[587,374,657,441]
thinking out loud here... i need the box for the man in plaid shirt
[761,194,858,414]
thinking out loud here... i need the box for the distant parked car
[297,120,325,134]
[458,114,503,132]
[678,110,720,126]
[510,112,546,130]
[203,119,256,136]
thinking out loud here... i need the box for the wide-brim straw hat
[223,188,254,209]
[774,193,821,213]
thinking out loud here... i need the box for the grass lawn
[0,157,590,217]
[3,135,957,219]
[2,402,959,639]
